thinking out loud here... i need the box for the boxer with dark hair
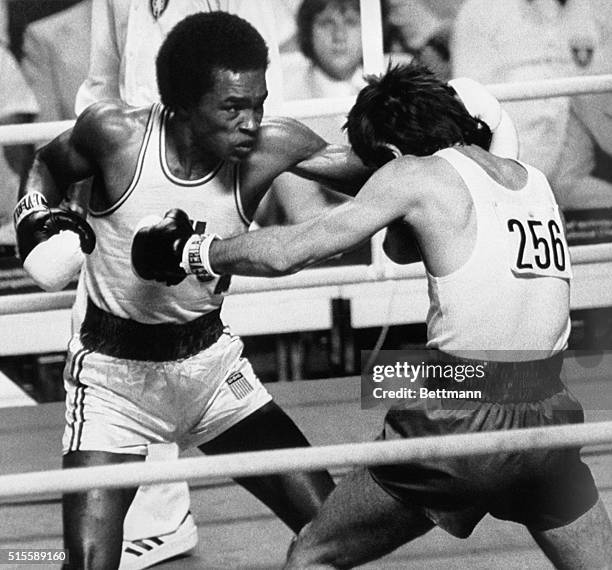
[137,62,612,569]
[15,11,375,569]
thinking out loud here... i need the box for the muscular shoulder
[72,100,152,157]
[357,154,459,219]
[381,154,450,197]
[257,116,327,162]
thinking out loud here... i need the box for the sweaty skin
[23,68,369,222]
[208,145,529,278]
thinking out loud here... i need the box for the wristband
[13,192,48,228]
[199,233,221,278]
[180,234,202,275]
[180,233,221,279]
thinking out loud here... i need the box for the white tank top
[426,148,572,356]
[83,103,250,324]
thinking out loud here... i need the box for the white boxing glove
[14,192,96,292]
[23,230,85,292]
[448,77,519,160]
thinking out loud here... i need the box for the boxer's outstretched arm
[16,102,128,291]
[210,158,424,276]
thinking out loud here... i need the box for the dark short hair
[297,0,360,62]
[345,63,493,167]
[156,12,269,111]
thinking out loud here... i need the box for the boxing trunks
[369,352,599,537]
[62,299,272,455]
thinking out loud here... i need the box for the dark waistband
[80,298,224,361]
[422,351,565,403]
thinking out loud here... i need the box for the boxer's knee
[285,523,347,569]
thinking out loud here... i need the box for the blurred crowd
[1,0,612,250]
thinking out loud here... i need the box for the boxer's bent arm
[260,117,372,197]
[22,132,94,205]
[290,144,372,197]
[210,159,422,276]
[22,101,130,204]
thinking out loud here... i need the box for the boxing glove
[449,77,520,160]
[14,191,96,292]
[132,208,220,286]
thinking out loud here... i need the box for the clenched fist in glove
[132,208,220,286]
[14,191,96,291]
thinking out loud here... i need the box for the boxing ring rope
[1,241,611,316]
[0,75,611,145]
[0,73,609,515]
[0,421,611,501]
[282,74,612,119]
[0,75,611,326]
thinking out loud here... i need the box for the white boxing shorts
[62,329,272,455]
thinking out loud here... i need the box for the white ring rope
[1,242,611,315]
[0,74,611,317]
[0,421,610,502]
[0,75,611,144]
[280,74,612,118]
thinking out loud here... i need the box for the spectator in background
[264,0,365,232]
[264,0,367,235]
[0,44,38,252]
[21,0,91,220]
[21,0,91,123]
[554,0,612,208]
[256,0,372,380]
[283,0,363,102]
[451,0,608,208]
[75,0,284,113]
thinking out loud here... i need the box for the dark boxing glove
[14,191,96,291]
[131,208,220,286]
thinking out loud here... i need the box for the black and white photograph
[0,0,611,568]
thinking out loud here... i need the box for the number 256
[507,218,566,271]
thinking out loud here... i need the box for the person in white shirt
[451,0,606,207]
[0,45,39,248]
[75,0,284,113]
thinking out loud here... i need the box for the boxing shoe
[119,511,198,570]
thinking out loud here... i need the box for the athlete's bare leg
[63,451,144,570]
[529,498,612,570]
[285,466,434,569]
[199,401,335,533]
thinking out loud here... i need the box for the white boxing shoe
[119,512,198,570]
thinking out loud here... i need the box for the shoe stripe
[131,540,154,551]
[123,537,166,555]
[123,547,143,557]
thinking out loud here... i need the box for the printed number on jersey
[503,206,572,279]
